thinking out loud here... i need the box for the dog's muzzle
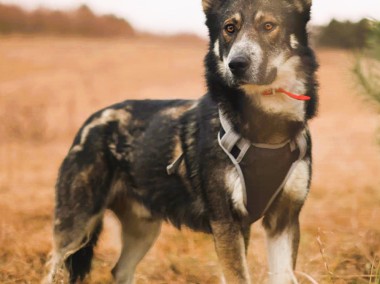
[229,56,251,77]
[228,55,277,86]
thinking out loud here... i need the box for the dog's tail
[64,221,103,284]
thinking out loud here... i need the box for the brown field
[0,35,379,283]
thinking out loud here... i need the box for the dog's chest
[239,143,301,223]
[218,111,307,224]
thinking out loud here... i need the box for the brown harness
[167,109,307,224]
[218,110,307,224]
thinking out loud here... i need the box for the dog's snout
[228,56,250,75]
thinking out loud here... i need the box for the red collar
[262,88,311,101]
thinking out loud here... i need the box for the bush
[318,19,371,49]
[366,20,380,60]
[0,4,134,37]
[354,20,380,102]
[353,20,380,129]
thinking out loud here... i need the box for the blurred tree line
[366,20,380,60]
[319,18,380,137]
[317,18,380,58]
[0,4,134,37]
[317,18,372,49]
[352,20,380,136]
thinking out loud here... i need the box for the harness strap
[167,153,184,175]
[218,109,301,158]
[218,110,251,163]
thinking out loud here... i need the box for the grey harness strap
[167,153,184,175]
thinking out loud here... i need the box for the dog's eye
[263,22,276,32]
[224,24,236,34]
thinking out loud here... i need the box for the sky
[1,0,379,37]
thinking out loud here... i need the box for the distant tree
[352,20,380,148]
[367,20,380,60]
[0,3,134,37]
[318,19,371,49]
[0,4,27,33]
[72,5,97,36]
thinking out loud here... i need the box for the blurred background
[0,1,379,283]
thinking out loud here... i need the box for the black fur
[50,0,319,282]
[65,222,102,284]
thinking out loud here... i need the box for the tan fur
[213,39,220,57]
[254,12,281,41]
[266,228,299,284]
[47,213,104,283]
[294,0,312,12]
[225,168,248,216]
[223,14,242,43]
[290,34,299,49]
[202,0,213,12]
[71,109,131,153]
[254,10,264,21]
[242,55,306,122]
[294,0,305,12]
[210,221,251,283]
[110,198,161,284]
[283,160,309,202]
[130,200,152,219]
[159,103,193,119]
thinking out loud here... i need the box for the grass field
[0,35,379,283]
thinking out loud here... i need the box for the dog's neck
[219,95,305,145]
[242,103,304,144]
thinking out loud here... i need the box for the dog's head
[203,0,318,119]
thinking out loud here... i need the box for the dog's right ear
[202,0,221,13]
[202,0,212,13]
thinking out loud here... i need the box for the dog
[46,0,318,283]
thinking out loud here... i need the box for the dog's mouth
[235,68,278,87]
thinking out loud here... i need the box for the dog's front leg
[263,158,310,284]
[263,195,305,284]
[211,220,251,284]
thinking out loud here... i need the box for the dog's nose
[229,56,250,75]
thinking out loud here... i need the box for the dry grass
[353,55,380,109]
[0,36,379,283]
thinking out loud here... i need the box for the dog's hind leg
[46,207,105,284]
[111,199,161,284]
[46,145,113,283]
[47,218,103,284]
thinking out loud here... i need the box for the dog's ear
[202,0,211,12]
[293,0,312,13]
[202,0,222,14]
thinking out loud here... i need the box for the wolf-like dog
[47,0,318,283]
